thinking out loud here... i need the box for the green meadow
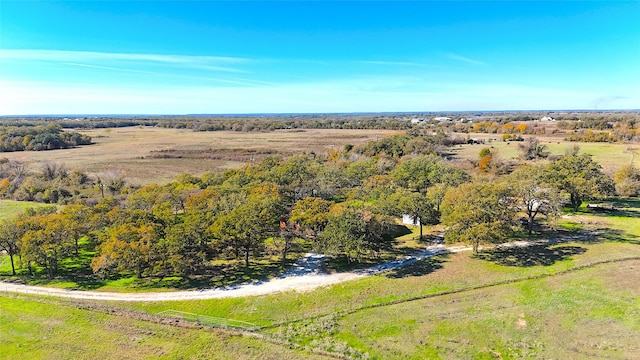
[0,200,53,220]
[451,135,640,174]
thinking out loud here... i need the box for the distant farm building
[432,116,452,122]
[539,116,555,122]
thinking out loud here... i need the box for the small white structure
[539,116,555,122]
[402,214,420,225]
[433,116,452,122]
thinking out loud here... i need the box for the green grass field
[0,296,329,360]
[450,134,640,175]
[329,259,640,359]
[4,238,638,359]
[0,199,52,220]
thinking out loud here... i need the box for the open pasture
[0,296,328,360]
[0,127,399,184]
[5,239,638,359]
[449,133,640,174]
[0,199,52,220]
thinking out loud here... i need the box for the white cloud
[445,52,485,65]
[63,62,163,75]
[59,62,273,87]
[356,60,433,67]
[0,49,249,73]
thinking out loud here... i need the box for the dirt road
[0,244,471,302]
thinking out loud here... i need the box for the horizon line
[2,109,640,118]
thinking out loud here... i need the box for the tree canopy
[545,153,615,211]
[441,182,518,253]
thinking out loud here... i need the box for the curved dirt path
[0,244,471,302]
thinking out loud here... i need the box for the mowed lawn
[0,127,400,185]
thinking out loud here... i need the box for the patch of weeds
[557,221,584,231]
[485,340,545,359]
[280,314,339,339]
[306,338,370,359]
[274,314,370,359]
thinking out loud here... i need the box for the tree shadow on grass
[67,276,106,290]
[385,255,448,279]
[594,227,640,245]
[586,207,640,219]
[325,255,387,273]
[474,244,587,267]
[389,224,413,238]
[5,253,305,291]
[130,260,289,290]
[206,260,285,288]
[605,197,640,210]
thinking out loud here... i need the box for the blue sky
[1,1,639,115]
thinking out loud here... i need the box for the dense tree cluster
[355,130,465,158]
[0,123,91,152]
[0,160,112,204]
[0,130,624,282]
[614,165,640,197]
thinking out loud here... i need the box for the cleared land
[0,200,52,219]
[0,127,400,184]
[450,133,640,174]
[0,127,635,182]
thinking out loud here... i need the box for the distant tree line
[1,111,637,142]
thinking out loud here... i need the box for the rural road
[0,244,472,302]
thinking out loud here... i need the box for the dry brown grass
[0,127,400,184]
